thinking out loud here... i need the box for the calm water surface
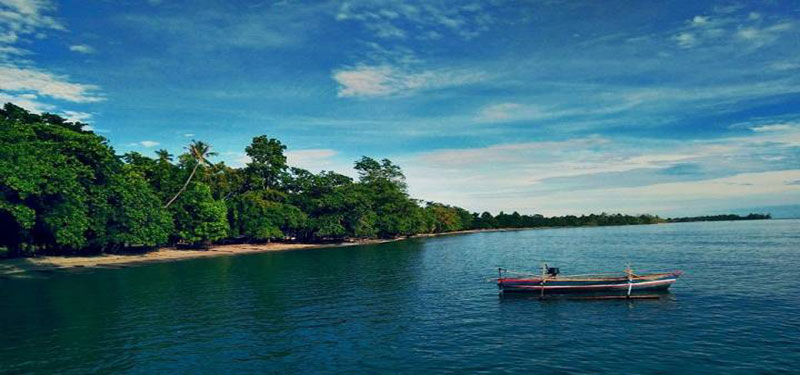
[1,220,799,374]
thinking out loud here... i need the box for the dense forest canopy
[0,103,770,256]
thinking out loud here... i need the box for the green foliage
[425,203,467,233]
[3,102,760,257]
[171,182,228,245]
[354,156,407,190]
[105,165,173,248]
[0,103,173,255]
[245,135,287,190]
[230,190,306,241]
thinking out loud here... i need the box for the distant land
[730,204,800,219]
[665,213,770,223]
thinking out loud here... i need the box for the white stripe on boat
[504,278,677,290]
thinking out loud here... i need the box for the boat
[497,264,683,297]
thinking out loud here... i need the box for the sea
[1,219,798,374]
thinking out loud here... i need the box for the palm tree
[155,149,173,163]
[164,140,217,208]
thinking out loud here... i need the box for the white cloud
[137,140,159,148]
[505,170,800,216]
[670,11,794,50]
[0,0,64,44]
[69,44,94,54]
[0,65,104,102]
[183,133,194,137]
[674,32,697,48]
[479,103,521,121]
[770,62,800,71]
[61,110,92,122]
[593,170,800,201]
[751,123,795,132]
[476,102,573,123]
[286,149,344,172]
[0,1,103,116]
[0,91,52,112]
[691,16,710,26]
[736,22,793,48]
[335,1,493,40]
[218,152,251,167]
[333,64,485,98]
[0,45,27,57]
[400,124,800,214]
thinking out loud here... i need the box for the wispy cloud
[122,2,325,52]
[69,44,94,54]
[0,91,52,112]
[0,65,104,102]
[62,110,92,122]
[479,103,523,121]
[403,123,800,214]
[751,123,795,132]
[336,1,494,40]
[670,10,794,50]
[0,0,64,44]
[333,64,485,97]
[286,148,351,173]
[735,22,793,49]
[135,140,159,148]
[0,0,102,115]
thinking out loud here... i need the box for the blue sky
[1,0,799,216]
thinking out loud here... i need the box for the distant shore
[0,228,525,277]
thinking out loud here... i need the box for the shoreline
[0,228,525,278]
[0,219,776,278]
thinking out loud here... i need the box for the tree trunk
[164,163,200,208]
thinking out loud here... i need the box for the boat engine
[546,267,560,277]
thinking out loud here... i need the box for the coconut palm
[164,140,217,208]
[155,149,173,163]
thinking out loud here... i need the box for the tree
[164,140,217,208]
[171,182,228,246]
[1,103,174,255]
[155,149,173,163]
[245,135,287,190]
[105,165,173,249]
[354,156,407,190]
[230,191,306,241]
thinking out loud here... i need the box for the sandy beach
[0,228,526,277]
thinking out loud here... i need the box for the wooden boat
[497,265,682,297]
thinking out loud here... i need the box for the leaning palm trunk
[164,162,199,208]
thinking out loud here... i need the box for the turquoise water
[1,220,799,374]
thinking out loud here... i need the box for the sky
[1,0,799,217]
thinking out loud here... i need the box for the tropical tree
[171,182,228,246]
[155,149,173,163]
[164,140,217,208]
[230,190,306,241]
[245,135,287,190]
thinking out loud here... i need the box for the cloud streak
[403,123,800,214]
[333,64,485,97]
[0,65,104,103]
[0,0,103,115]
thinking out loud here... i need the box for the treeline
[0,103,765,257]
[666,213,771,223]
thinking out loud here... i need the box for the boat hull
[498,271,682,295]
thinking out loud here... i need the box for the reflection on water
[1,220,799,374]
